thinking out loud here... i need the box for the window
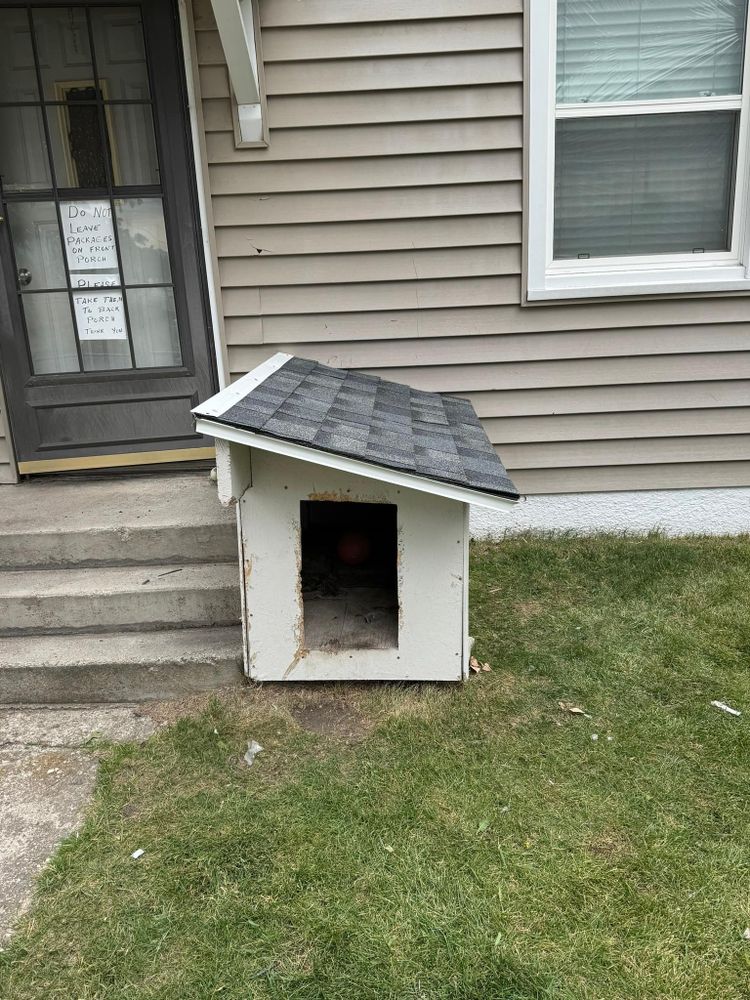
[527,1,750,299]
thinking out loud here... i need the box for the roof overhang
[195,416,517,512]
[194,353,518,512]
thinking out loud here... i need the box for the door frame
[0,0,226,477]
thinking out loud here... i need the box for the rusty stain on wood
[292,516,305,656]
[307,489,388,503]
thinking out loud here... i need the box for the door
[0,0,217,474]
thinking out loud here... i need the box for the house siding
[192,0,750,495]
[0,380,17,484]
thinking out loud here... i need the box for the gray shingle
[215,356,519,500]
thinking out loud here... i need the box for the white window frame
[527,0,750,301]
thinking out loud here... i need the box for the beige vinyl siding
[193,0,750,495]
[0,380,17,484]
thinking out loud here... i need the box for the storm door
[0,0,217,473]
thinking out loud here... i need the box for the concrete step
[0,474,237,569]
[0,563,242,636]
[0,627,244,703]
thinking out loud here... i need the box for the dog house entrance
[300,501,398,651]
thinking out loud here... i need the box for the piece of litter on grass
[558,701,592,719]
[481,662,492,672]
[130,848,145,860]
[477,818,491,834]
[711,700,742,717]
[743,928,750,941]
[384,844,394,853]
[591,733,599,741]
[494,931,503,947]
[213,728,219,735]
[500,805,510,813]
[243,740,263,767]
[469,656,481,674]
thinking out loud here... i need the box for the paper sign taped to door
[73,290,128,341]
[61,200,119,273]
[71,272,119,289]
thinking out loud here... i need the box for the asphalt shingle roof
[210,356,519,501]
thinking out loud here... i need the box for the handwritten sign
[61,200,119,278]
[71,272,119,289]
[73,291,127,341]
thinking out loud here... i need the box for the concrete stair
[0,474,244,703]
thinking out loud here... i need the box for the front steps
[0,474,244,704]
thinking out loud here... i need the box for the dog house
[193,354,519,682]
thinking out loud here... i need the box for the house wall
[192,0,750,497]
[0,379,17,484]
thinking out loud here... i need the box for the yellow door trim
[17,447,216,475]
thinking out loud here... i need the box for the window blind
[557,0,748,103]
[553,111,738,258]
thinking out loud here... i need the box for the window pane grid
[25,5,85,374]
[556,0,749,104]
[551,1,749,263]
[1,3,182,375]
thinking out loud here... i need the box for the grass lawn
[2,535,750,1000]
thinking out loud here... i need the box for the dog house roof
[194,353,519,507]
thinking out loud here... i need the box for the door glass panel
[80,337,132,370]
[128,287,181,368]
[0,9,38,101]
[106,104,159,185]
[7,202,66,289]
[77,287,131,370]
[33,6,94,102]
[47,90,108,188]
[0,107,52,191]
[60,199,119,286]
[115,198,171,284]
[23,291,79,373]
[3,4,185,380]
[91,7,150,99]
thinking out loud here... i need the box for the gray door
[0,0,217,474]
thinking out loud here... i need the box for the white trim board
[471,488,750,537]
[178,0,228,388]
[195,417,517,513]
[194,352,291,418]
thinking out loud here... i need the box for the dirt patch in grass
[586,831,632,860]
[142,684,373,743]
[288,697,370,741]
[136,688,238,728]
[512,598,545,621]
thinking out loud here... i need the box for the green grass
[3,534,750,1000]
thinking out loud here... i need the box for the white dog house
[193,354,519,682]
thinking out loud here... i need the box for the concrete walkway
[0,705,158,942]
